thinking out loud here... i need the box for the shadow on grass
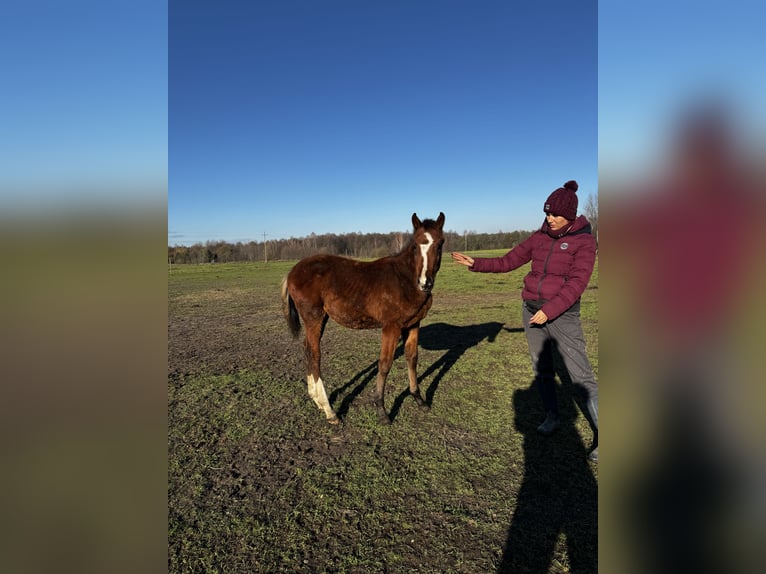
[497,384,598,573]
[413,321,508,408]
[331,321,507,422]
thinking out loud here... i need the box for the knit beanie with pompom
[543,180,579,221]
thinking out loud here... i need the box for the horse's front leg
[402,324,429,411]
[373,325,399,425]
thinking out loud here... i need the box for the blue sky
[598,0,765,181]
[169,1,598,244]
[0,1,167,207]
[3,2,759,245]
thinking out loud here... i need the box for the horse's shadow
[330,321,510,422]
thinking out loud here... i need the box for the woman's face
[546,213,570,231]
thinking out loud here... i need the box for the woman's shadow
[331,322,507,421]
[497,360,598,573]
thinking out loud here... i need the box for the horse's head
[412,212,445,292]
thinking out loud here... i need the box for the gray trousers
[522,302,598,418]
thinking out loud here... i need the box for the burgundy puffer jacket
[470,215,597,321]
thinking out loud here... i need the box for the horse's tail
[280,277,301,339]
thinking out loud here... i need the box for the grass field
[168,251,598,573]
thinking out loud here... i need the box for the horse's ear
[412,213,422,229]
[436,212,445,228]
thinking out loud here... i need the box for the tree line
[168,229,538,264]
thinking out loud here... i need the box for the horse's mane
[419,217,443,232]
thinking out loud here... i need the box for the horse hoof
[328,415,341,425]
[377,414,391,425]
[412,394,430,411]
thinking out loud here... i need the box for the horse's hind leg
[303,315,339,424]
[403,325,429,411]
[307,373,338,424]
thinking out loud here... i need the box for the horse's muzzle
[419,278,434,292]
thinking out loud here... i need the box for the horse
[281,212,445,425]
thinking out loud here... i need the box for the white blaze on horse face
[418,232,434,290]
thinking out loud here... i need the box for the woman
[452,180,599,461]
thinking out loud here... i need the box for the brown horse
[281,212,445,424]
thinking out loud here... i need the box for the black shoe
[537,412,560,436]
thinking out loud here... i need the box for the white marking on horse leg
[419,232,434,289]
[307,374,319,403]
[313,377,338,422]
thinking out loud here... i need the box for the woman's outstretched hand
[451,252,474,267]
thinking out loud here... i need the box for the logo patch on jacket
[560,243,569,250]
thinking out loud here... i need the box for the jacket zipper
[536,238,558,300]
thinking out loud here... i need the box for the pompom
[563,180,578,192]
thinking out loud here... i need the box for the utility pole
[263,232,268,263]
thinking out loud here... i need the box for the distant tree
[189,244,205,263]
[392,233,405,253]
[168,227,540,263]
[583,192,598,240]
